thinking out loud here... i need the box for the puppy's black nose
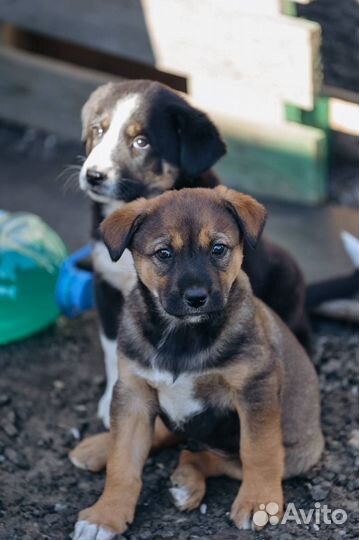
[184,288,208,308]
[86,169,107,186]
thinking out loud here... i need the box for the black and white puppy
[79,80,310,427]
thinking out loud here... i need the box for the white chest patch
[92,240,136,296]
[135,368,205,426]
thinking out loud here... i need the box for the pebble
[310,484,330,501]
[54,503,67,513]
[348,429,359,449]
[53,380,65,391]
[200,503,207,515]
[4,447,29,469]
[0,394,11,407]
[69,427,80,440]
[2,421,18,438]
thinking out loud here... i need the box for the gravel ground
[0,315,358,540]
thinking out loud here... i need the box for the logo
[252,502,348,527]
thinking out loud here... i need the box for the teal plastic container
[0,211,67,345]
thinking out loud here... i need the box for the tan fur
[70,417,180,472]
[126,122,143,138]
[215,185,267,246]
[73,187,323,536]
[171,231,184,251]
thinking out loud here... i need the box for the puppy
[73,187,323,539]
[79,80,310,428]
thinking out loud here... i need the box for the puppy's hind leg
[69,432,110,472]
[97,333,118,429]
[170,450,242,511]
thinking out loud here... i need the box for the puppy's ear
[100,198,147,261]
[172,105,226,177]
[81,82,114,154]
[215,186,267,248]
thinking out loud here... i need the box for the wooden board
[0,46,122,139]
[0,0,156,64]
[286,87,359,136]
[142,1,322,109]
[214,116,327,204]
[0,0,322,110]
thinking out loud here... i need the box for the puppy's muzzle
[184,287,208,309]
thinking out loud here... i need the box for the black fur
[160,407,240,456]
[94,275,124,340]
[118,280,255,378]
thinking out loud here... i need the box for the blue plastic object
[56,245,95,318]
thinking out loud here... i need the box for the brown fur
[72,187,323,537]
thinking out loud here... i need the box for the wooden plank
[0,0,156,64]
[286,88,359,136]
[191,80,285,126]
[329,98,358,136]
[142,2,322,109]
[214,115,327,204]
[0,0,322,109]
[0,46,122,139]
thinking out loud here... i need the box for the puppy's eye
[133,135,149,150]
[92,125,104,139]
[211,244,228,257]
[155,248,172,261]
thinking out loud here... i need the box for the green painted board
[215,121,328,205]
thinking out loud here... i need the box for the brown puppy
[72,187,323,539]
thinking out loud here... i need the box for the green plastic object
[0,211,67,345]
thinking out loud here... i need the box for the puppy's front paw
[73,520,116,540]
[230,485,283,531]
[74,497,135,539]
[97,390,111,429]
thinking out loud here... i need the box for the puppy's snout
[184,287,208,308]
[86,169,107,186]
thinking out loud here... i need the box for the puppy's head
[101,187,266,321]
[79,80,226,203]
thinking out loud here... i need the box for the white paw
[169,486,190,509]
[97,390,111,429]
[73,520,116,540]
[69,454,88,471]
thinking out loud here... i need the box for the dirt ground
[0,316,358,540]
[1,1,358,538]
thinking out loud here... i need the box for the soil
[1,2,358,538]
[0,316,358,540]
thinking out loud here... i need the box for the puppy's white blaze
[134,367,205,426]
[169,486,190,508]
[93,241,137,296]
[81,93,139,180]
